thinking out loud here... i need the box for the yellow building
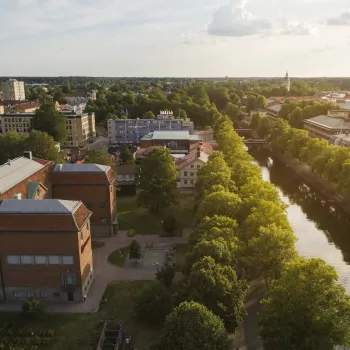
[1,79,25,101]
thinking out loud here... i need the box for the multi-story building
[51,163,117,236]
[304,110,350,140]
[0,110,96,147]
[4,101,41,113]
[0,153,53,201]
[0,199,93,302]
[1,79,26,101]
[140,130,200,152]
[0,105,4,114]
[60,111,96,148]
[108,113,194,144]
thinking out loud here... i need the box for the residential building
[330,134,350,147]
[140,130,200,152]
[107,113,194,144]
[0,199,93,302]
[175,145,210,189]
[51,163,117,236]
[0,153,53,201]
[0,105,3,114]
[1,79,25,101]
[60,111,96,148]
[304,110,350,140]
[0,113,33,134]
[116,164,138,195]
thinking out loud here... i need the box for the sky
[0,0,350,77]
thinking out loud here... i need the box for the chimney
[23,151,32,160]
[57,164,63,171]
[197,146,201,158]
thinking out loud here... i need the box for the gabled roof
[0,157,45,194]
[53,163,110,173]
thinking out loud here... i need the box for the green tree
[250,112,261,130]
[0,131,27,164]
[256,117,271,138]
[22,298,45,319]
[143,110,155,119]
[85,148,113,166]
[32,103,68,142]
[196,191,242,222]
[289,106,304,128]
[247,95,258,111]
[119,145,134,164]
[129,239,141,259]
[162,215,178,236]
[159,301,232,350]
[257,95,267,108]
[136,148,178,213]
[156,265,175,287]
[135,281,173,324]
[259,258,350,350]
[223,102,242,122]
[285,128,309,159]
[186,257,248,330]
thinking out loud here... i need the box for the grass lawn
[117,193,195,235]
[0,281,161,350]
[91,241,105,250]
[107,246,130,267]
[175,243,188,272]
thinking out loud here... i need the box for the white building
[1,79,26,101]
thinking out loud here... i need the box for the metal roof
[53,163,110,173]
[141,131,200,141]
[304,115,350,130]
[337,102,350,111]
[0,157,45,194]
[0,199,80,214]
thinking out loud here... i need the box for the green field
[0,281,160,350]
[116,193,195,235]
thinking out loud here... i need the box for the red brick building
[0,199,92,302]
[52,163,117,236]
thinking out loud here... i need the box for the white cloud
[208,0,271,37]
[327,12,350,26]
[276,19,318,36]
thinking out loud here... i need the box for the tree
[0,131,27,164]
[135,281,173,324]
[22,298,45,319]
[223,102,242,122]
[159,301,232,350]
[143,110,155,119]
[85,148,113,166]
[256,117,271,138]
[129,239,141,259]
[136,148,178,213]
[247,95,258,111]
[186,257,248,330]
[259,258,350,350]
[177,108,187,119]
[289,106,304,128]
[196,191,242,222]
[119,145,134,164]
[285,128,309,159]
[257,94,267,108]
[162,215,178,236]
[250,112,261,130]
[32,103,68,142]
[156,265,175,287]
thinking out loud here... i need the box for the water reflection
[251,150,350,292]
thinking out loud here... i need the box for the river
[251,150,350,293]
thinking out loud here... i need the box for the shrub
[156,265,175,287]
[162,215,178,236]
[129,239,142,259]
[135,281,173,324]
[127,229,135,237]
[22,298,45,318]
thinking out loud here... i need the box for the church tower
[285,71,291,92]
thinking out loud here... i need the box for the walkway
[0,232,188,314]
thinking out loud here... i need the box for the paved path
[0,232,187,314]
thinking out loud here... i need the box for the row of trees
[270,119,350,194]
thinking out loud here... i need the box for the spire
[286,71,289,79]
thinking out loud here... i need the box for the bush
[22,298,45,318]
[156,265,175,287]
[129,239,142,259]
[127,229,135,237]
[162,215,178,236]
[135,281,173,324]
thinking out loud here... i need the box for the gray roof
[337,102,350,111]
[304,115,350,130]
[0,199,80,214]
[142,130,200,141]
[267,104,282,113]
[0,157,45,194]
[53,163,110,173]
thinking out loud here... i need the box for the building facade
[1,79,26,101]
[52,163,117,236]
[0,199,93,302]
[108,114,194,144]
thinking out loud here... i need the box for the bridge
[243,139,267,145]
[235,128,252,137]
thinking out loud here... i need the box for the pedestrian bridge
[243,139,267,145]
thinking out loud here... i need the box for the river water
[251,150,350,293]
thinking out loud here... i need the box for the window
[34,256,46,265]
[48,256,61,265]
[7,255,20,265]
[191,172,194,176]
[184,171,187,176]
[100,217,107,224]
[40,292,48,298]
[184,180,188,185]
[62,256,74,265]
[191,180,194,184]
[64,275,74,286]
[191,165,194,168]
[13,292,24,298]
[197,165,201,169]
[100,202,106,209]
[27,292,34,298]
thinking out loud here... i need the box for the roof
[267,104,282,113]
[0,157,45,194]
[53,163,110,173]
[14,101,40,110]
[0,199,80,214]
[115,164,138,175]
[26,182,48,199]
[141,130,200,141]
[304,115,350,130]
[337,102,350,111]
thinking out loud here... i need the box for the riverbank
[268,146,350,214]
